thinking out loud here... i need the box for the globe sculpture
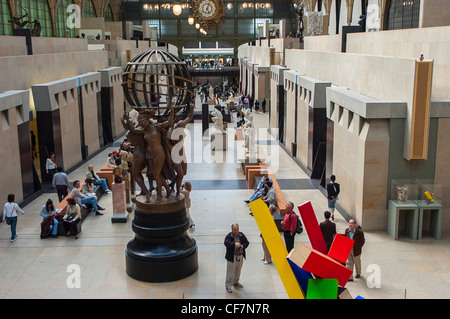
[121,50,198,282]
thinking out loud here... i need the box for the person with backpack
[281,201,298,253]
[326,175,340,221]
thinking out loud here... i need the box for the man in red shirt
[280,202,297,253]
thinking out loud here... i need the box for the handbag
[6,217,12,225]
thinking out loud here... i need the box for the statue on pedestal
[211,107,224,132]
[293,2,304,42]
[243,110,256,157]
[121,50,198,283]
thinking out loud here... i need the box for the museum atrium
[0,0,449,301]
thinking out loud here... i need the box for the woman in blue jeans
[39,198,59,238]
[2,194,25,242]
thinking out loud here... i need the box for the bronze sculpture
[121,50,198,283]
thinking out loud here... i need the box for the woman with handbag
[39,199,58,238]
[63,198,82,239]
[2,194,25,242]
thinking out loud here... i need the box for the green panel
[306,278,338,299]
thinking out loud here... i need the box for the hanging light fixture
[173,1,183,16]
[195,22,200,29]
[188,16,195,24]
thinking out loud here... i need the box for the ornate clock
[191,0,225,30]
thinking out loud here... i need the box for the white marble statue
[211,108,224,132]
[243,110,256,157]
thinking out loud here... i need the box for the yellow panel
[249,199,305,299]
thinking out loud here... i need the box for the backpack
[289,211,303,234]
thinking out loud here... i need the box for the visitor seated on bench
[245,176,272,204]
[81,178,97,199]
[63,198,82,239]
[86,165,112,194]
[39,199,58,238]
[71,180,105,216]
[262,181,277,207]
[107,153,117,168]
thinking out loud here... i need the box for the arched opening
[105,4,114,22]
[83,0,97,18]
[16,0,53,37]
[386,0,421,30]
[0,0,13,35]
[56,0,77,37]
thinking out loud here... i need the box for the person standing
[52,166,71,202]
[345,219,365,280]
[224,223,249,293]
[319,211,337,252]
[261,98,266,113]
[254,100,260,113]
[2,194,25,242]
[30,130,37,158]
[326,174,340,220]
[261,204,278,264]
[46,152,57,181]
[280,202,297,253]
[181,182,194,229]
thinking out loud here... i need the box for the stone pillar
[279,19,286,38]
[111,181,129,223]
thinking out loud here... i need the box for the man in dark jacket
[224,223,249,293]
[320,211,337,252]
[345,219,365,280]
[326,174,340,220]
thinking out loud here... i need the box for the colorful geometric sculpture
[297,201,328,255]
[287,242,353,287]
[424,191,434,205]
[287,258,313,295]
[306,278,338,299]
[249,199,305,299]
[338,287,353,299]
[327,234,354,264]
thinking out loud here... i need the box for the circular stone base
[125,191,198,282]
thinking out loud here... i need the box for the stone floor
[1,102,450,300]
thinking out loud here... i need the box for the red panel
[292,243,353,287]
[327,234,354,264]
[297,201,328,255]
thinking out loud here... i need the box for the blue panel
[287,258,312,295]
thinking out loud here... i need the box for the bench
[54,177,104,236]
[100,161,114,172]
[99,163,114,190]
[245,166,287,215]
[244,163,267,184]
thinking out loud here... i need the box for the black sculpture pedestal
[125,193,198,282]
